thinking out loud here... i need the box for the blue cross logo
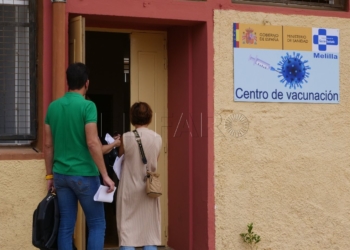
[313,29,338,51]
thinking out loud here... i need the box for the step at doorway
[104,247,174,250]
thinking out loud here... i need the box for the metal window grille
[0,0,36,143]
[233,0,346,9]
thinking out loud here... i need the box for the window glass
[0,0,36,144]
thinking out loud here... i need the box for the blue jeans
[54,173,105,250]
[120,247,157,250]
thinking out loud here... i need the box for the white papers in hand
[93,185,116,203]
[105,133,114,144]
[113,154,124,180]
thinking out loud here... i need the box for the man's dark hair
[130,102,153,126]
[66,63,89,90]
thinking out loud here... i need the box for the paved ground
[104,248,173,250]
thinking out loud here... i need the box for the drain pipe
[51,0,66,100]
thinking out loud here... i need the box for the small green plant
[240,223,261,250]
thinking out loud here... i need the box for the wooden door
[130,32,168,245]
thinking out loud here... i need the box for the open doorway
[85,31,130,248]
[70,21,169,247]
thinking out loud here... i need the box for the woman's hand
[112,135,121,148]
[102,135,121,154]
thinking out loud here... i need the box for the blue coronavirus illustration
[276,52,311,89]
[249,52,311,89]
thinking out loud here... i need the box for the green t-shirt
[45,92,99,176]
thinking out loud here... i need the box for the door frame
[65,15,214,250]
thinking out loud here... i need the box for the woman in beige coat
[116,102,162,250]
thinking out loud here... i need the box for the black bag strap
[133,130,148,170]
[45,192,60,248]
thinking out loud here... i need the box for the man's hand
[102,176,115,193]
[47,179,54,192]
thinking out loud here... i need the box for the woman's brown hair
[130,102,153,126]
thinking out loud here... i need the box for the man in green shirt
[44,63,115,250]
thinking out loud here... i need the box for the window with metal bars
[0,0,36,144]
[232,0,346,10]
